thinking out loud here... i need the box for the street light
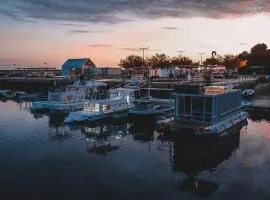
[198,53,205,65]
[177,50,185,58]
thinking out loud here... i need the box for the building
[62,58,96,78]
[95,67,123,76]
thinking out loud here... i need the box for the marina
[1,54,270,200]
[2,0,270,198]
[1,99,270,199]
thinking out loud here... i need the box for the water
[0,100,270,199]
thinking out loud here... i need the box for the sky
[1,0,270,69]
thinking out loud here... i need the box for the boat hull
[169,111,248,138]
[128,111,160,122]
[31,101,85,113]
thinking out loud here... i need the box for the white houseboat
[64,90,130,123]
[31,80,106,113]
[169,83,248,136]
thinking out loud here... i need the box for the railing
[174,113,216,125]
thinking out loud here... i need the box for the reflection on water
[171,128,241,197]
[1,100,270,199]
[249,107,270,121]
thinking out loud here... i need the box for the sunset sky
[1,0,270,69]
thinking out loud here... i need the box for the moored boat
[64,91,130,123]
[168,82,248,137]
[31,80,106,113]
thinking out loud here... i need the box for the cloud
[59,23,86,27]
[68,30,91,34]
[162,26,179,30]
[119,47,160,52]
[0,0,269,24]
[88,44,112,48]
[0,8,35,23]
[239,42,248,45]
[119,47,140,51]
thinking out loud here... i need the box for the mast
[148,66,150,97]
[139,47,150,97]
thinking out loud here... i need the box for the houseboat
[169,83,248,137]
[31,80,106,113]
[64,90,130,123]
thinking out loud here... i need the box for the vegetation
[118,43,270,73]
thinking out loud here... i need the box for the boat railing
[174,113,217,125]
[220,105,243,117]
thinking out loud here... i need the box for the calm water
[1,100,270,200]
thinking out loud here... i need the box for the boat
[241,89,255,101]
[0,90,11,98]
[129,96,174,121]
[168,82,248,137]
[31,80,106,113]
[64,90,130,123]
[128,69,174,121]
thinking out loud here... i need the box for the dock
[251,83,270,108]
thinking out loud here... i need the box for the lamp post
[198,53,205,65]
[177,50,185,58]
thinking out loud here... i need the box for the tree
[250,43,267,55]
[249,43,268,66]
[222,54,238,68]
[170,56,193,65]
[118,55,144,69]
[146,53,171,69]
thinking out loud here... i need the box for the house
[62,58,96,78]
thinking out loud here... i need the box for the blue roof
[62,58,96,77]
[62,58,89,69]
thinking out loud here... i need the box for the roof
[62,58,95,70]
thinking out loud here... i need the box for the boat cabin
[133,98,157,111]
[171,83,242,125]
[83,91,128,114]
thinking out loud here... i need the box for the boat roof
[110,87,141,92]
[172,88,240,97]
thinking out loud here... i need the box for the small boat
[241,89,255,100]
[129,96,174,121]
[0,90,11,98]
[64,91,130,123]
[128,68,174,121]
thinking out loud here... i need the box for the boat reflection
[81,122,131,156]
[128,121,156,143]
[167,123,246,197]
[249,107,270,121]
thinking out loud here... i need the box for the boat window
[102,104,110,111]
[65,95,73,102]
[50,94,61,102]
[103,104,110,111]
